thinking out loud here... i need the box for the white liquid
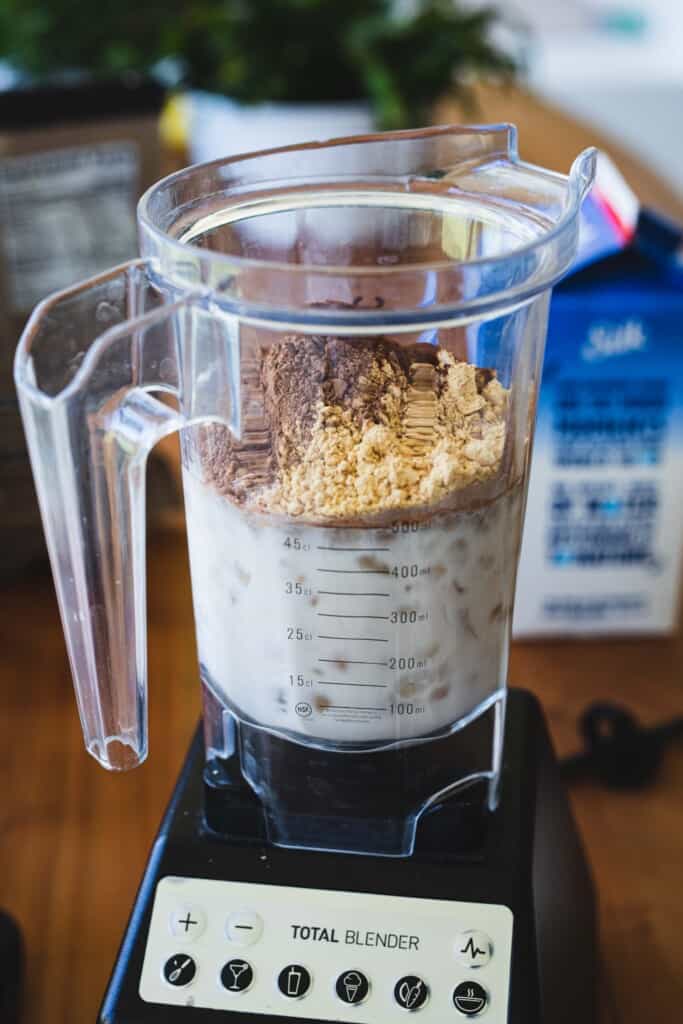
[183,471,523,748]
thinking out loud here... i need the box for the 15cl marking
[289,674,313,688]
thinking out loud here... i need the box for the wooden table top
[1,524,681,1023]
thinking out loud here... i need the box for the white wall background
[459,0,683,199]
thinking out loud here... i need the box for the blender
[15,126,597,1023]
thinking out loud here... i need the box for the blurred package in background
[0,77,165,576]
[515,156,683,636]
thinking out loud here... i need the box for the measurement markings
[317,613,390,620]
[318,658,388,667]
[319,681,388,688]
[316,568,390,575]
[316,546,390,552]
[317,591,391,598]
[321,705,385,712]
[317,634,388,643]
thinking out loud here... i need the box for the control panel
[139,877,513,1021]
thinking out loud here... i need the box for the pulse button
[454,930,492,968]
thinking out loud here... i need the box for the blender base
[99,689,596,1024]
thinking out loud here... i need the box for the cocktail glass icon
[343,972,362,1002]
[287,967,303,996]
[228,961,249,990]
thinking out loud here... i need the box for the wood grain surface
[2,84,682,1024]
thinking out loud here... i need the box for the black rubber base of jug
[98,689,597,1024]
[203,691,498,857]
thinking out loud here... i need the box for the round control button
[220,959,254,993]
[169,905,207,942]
[394,975,429,1011]
[225,909,263,947]
[163,954,197,987]
[336,969,370,1006]
[453,981,489,1016]
[454,930,493,968]
[278,964,311,999]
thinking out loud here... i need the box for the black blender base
[99,689,596,1024]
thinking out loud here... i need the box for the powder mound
[252,335,509,519]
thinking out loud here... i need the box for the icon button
[394,975,429,1011]
[220,959,254,993]
[278,964,311,999]
[454,930,492,968]
[336,969,370,1005]
[163,954,197,987]
[169,905,207,942]
[453,981,489,1016]
[226,910,263,947]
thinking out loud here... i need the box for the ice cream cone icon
[343,972,362,1002]
[336,970,369,1005]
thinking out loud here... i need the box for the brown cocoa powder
[199,334,509,519]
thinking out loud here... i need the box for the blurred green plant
[0,0,515,127]
[350,2,517,128]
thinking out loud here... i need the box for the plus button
[170,906,207,941]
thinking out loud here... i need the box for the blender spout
[570,148,599,206]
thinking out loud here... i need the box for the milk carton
[514,190,683,636]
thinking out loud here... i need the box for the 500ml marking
[390,521,432,534]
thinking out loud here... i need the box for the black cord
[560,702,683,789]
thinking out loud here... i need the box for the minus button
[226,911,264,947]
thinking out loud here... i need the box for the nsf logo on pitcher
[581,319,647,362]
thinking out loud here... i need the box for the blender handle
[15,261,195,770]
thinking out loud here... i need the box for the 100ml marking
[390,703,425,715]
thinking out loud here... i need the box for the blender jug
[14,126,594,856]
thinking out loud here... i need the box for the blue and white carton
[514,165,683,636]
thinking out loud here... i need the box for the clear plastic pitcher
[14,126,595,855]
